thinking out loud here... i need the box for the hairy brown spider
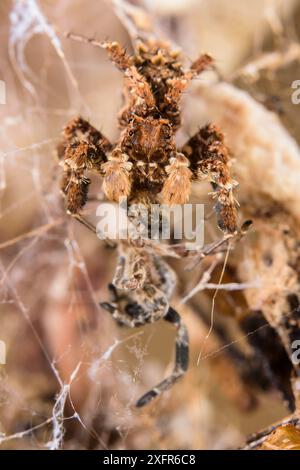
[58,35,238,407]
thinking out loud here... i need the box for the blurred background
[0,0,300,450]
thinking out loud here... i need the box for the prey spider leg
[101,287,189,408]
[136,306,189,407]
[100,283,150,328]
[100,280,168,329]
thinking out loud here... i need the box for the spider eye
[128,129,135,137]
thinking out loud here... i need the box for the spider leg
[136,306,189,407]
[162,53,213,130]
[113,251,147,291]
[65,33,132,71]
[58,117,112,214]
[101,272,171,329]
[100,284,152,328]
[98,40,157,116]
[58,116,112,159]
[165,53,213,106]
[100,283,132,327]
[181,123,238,234]
[65,33,155,120]
[100,300,145,328]
[60,170,90,215]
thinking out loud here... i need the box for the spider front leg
[163,53,213,130]
[58,116,112,214]
[182,123,238,234]
[136,306,189,407]
[66,34,155,121]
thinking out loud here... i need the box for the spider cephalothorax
[120,115,175,195]
[58,34,239,407]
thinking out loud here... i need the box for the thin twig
[0,218,64,250]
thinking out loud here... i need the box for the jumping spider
[58,35,238,407]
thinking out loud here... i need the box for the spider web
[0,0,298,450]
